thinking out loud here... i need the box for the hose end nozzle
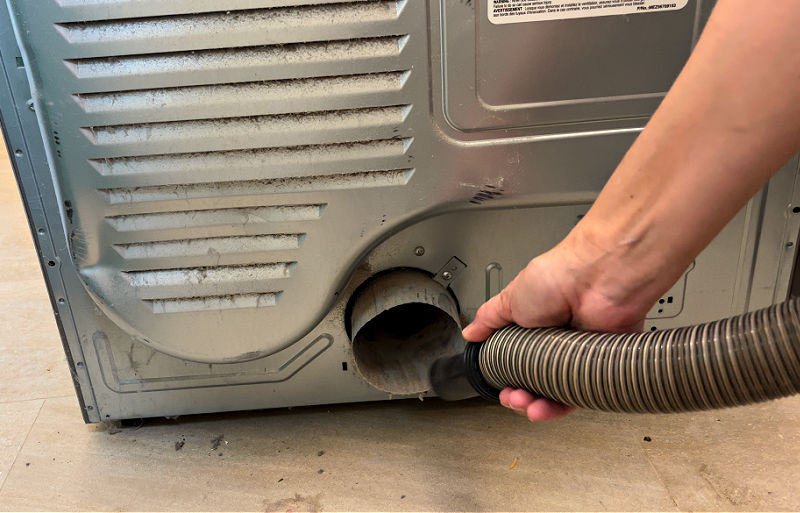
[430,343,501,402]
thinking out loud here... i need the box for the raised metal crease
[100,169,416,204]
[81,105,412,146]
[93,333,334,393]
[89,139,411,176]
[73,71,411,113]
[55,1,404,44]
[105,204,325,232]
[479,299,800,413]
[113,234,304,259]
[65,36,408,79]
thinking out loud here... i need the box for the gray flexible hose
[478,298,800,413]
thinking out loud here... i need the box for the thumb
[462,288,514,342]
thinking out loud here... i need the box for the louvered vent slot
[56,0,375,8]
[82,106,412,151]
[125,263,295,289]
[56,1,406,47]
[65,36,408,82]
[89,139,410,177]
[67,0,414,314]
[100,169,414,204]
[114,234,305,259]
[125,263,294,313]
[73,71,411,117]
[147,293,282,314]
[104,204,325,232]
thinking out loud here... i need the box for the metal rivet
[57,298,65,305]
[414,246,425,256]
[26,99,34,111]
[441,271,453,281]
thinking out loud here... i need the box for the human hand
[462,230,656,422]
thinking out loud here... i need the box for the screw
[441,271,453,281]
[414,246,425,256]
[26,99,34,111]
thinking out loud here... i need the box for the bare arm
[463,1,800,421]
[577,0,800,318]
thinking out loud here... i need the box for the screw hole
[76,361,84,368]
[657,309,663,314]
[37,228,45,235]
[57,298,65,305]
[650,326,657,332]
[86,406,94,411]
[47,260,56,267]
[793,207,800,214]
[658,299,665,304]
[14,149,23,158]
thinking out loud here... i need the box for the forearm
[568,1,800,309]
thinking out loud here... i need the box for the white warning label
[489,0,689,24]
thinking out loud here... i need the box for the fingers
[499,388,536,416]
[462,289,513,342]
[507,388,537,410]
[525,399,576,422]
[498,388,513,407]
[499,388,577,422]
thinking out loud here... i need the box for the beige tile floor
[0,144,799,512]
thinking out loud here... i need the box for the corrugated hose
[432,298,800,412]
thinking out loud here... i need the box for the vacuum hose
[431,298,800,413]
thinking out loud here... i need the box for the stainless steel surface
[441,0,714,131]
[1,0,799,421]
